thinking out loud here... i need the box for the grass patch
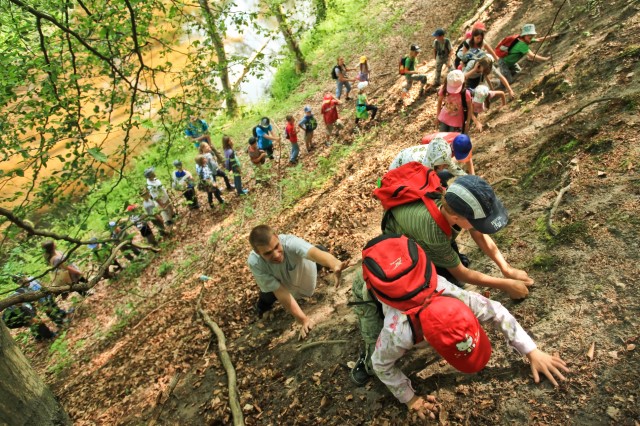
[47,331,73,375]
[553,221,590,245]
[520,133,581,190]
[530,253,559,271]
[158,261,174,278]
[619,44,640,59]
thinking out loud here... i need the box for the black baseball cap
[410,44,421,52]
[444,176,508,234]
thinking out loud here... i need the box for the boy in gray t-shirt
[248,225,349,339]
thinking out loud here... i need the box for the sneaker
[350,356,371,386]
[239,189,249,195]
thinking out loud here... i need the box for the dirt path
[17,0,640,424]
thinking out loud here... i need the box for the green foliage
[520,134,581,189]
[47,331,73,375]
[530,254,559,271]
[158,261,174,278]
[553,221,590,245]
[618,44,640,59]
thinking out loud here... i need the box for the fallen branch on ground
[490,176,517,186]
[149,372,181,425]
[296,339,348,352]
[547,183,572,236]
[196,285,244,426]
[460,0,495,32]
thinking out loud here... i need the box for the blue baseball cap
[445,176,508,234]
[452,134,473,162]
[432,29,445,37]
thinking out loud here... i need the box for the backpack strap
[405,289,445,344]
[460,89,469,133]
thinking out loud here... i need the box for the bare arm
[273,285,306,322]
[482,41,498,60]
[495,91,507,106]
[464,94,473,133]
[526,50,549,62]
[447,262,530,299]
[468,230,534,283]
[307,247,350,287]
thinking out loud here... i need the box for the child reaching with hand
[471,84,506,132]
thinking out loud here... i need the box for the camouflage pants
[351,271,384,374]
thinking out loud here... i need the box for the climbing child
[126,204,157,246]
[298,106,318,152]
[432,29,453,87]
[171,160,199,209]
[355,82,378,126]
[358,56,370,82]
[436,70,473,133]
[222,135,249,195]
[471,84,506,132]
[284,115,299,165]
[195,155,225,209]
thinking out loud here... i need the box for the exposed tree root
[196,286,244,426]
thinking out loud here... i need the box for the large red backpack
[362,234,441,343]
[373,162,451,237]
[495,34,520,58]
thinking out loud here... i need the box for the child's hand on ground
[476,122,484,132]
[406,395,438,420]
[527,349,569,386]
[298,317,314,340]
[504,279,531,299]
[502,266,534,285]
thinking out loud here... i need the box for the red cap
[421,296,491,373]
[472,21,486,31]
[126,204,138,212]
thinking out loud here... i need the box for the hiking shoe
[239,189,249,195]
[350,356,371,386]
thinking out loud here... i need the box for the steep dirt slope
[19,0,640,424]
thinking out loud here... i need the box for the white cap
[473,85,490,103]
[521,24,537,37]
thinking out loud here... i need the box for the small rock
[626,72,634,79]
[597,171,606,177]
[608,351,619,359]
[615,282,626,289]
[243,404,254,412]
[606,406,620,420]
[627,344,636,351]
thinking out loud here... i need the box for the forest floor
[16,0,640,424]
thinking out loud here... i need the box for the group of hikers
[245,22,569,418]
[2,20,568,419]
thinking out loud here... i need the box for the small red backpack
[495,34,520,58]
[373,162,451,237]
[362,234,441,343]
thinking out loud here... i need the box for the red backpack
[373,162,451,237]
[398,56,408,75]
[362,234,441,343]
[495,34,520,58]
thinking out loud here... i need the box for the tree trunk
[271,3,307,73]
[0,321,71,425]
[199,0,239,117]
[313,0,326,22]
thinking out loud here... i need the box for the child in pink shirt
[435,70,473,134]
